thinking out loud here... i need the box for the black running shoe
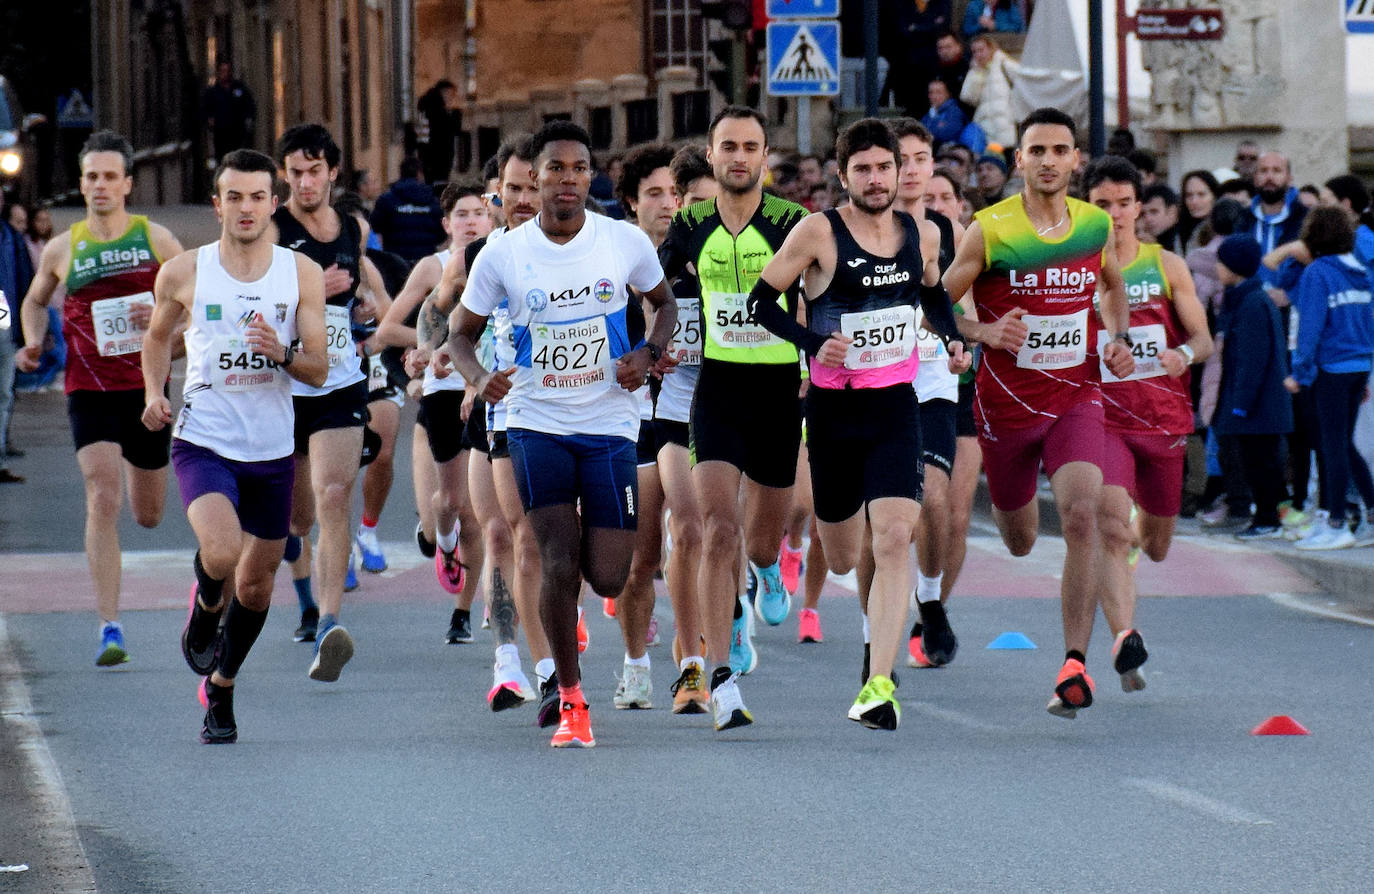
[294,606,319,643]
[415,521,436,559]
[536,673,562,729]
[1112,629,1149,692]
[445,609,474,644]
[181,583,224,676]
[199,679,237,744]
[918,601,959,666]
[858,644,899,689]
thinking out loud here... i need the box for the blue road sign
[766,21,840,96]
[1348,0,1374,33]
[766,0,840,18]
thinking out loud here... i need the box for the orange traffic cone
[1251,715,1310,736]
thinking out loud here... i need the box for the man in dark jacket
[415,80,461,185]
[0,190,36,482]
[881,0,952,119]
[1250,152,1307,255]
[1213,234,1293,539]
[369,158,446,262]
[201,61,256,158]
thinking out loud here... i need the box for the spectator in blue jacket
[1321,174,1374,272]
[1283,206,1374,549]
[962,0,1025,38]
[369,157,446,262]
[1213,234,1293,538]
[921,78,968,147]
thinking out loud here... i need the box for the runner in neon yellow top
[656,106,807,732]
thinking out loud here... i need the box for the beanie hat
[977,154,1009,175]
[1217,234,1262,278]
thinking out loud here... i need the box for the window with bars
[649,0,706,83]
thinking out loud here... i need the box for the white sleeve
[621,223,668,293]
[460,241,506,317]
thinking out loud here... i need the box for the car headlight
[0,151,20,176]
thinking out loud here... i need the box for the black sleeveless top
[926,208,955,273]
[273,206,363,307]
[806,208,924,341]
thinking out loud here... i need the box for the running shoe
[1235,524,1282,541]
[744,565,758,607]
[355,526,387,573]
[754,563,791,626]
[797,607,823,643]
[848,674,900,730]
[96,621,130,668]
[779,539,804,595]
[646,614,661,647]
[1046,658,1095,719]
[308,620,355,682]
[1200,506,1249,529]
[181,583,223,675]
[536,674,562,729]
[918,601,958,666]
[710,672,753,731]
[1296,522,1356,551]
[415,521,436,559]
[1353,518,1374,547]
[198,678,237,744]
[481,603,490,630]
[1279,504,1311,530]
[1284,508,1328,541]
[488,659,536,712]
[445,609,474,644]
[613,661,653,710]
[1112,629,1149,693]
[907,622,934,668]
[602,597,617,619]
[670,663,709,714]
[550,702,595,748]
[576,610,589,654]
[294,606,319,643]
[435,547,465,594]
[729,599,757,675]
[344,552,359,592]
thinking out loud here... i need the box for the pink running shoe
[435,548,465,594]
[779,539,804,595]
[797,607,823,643]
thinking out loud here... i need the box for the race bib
[1016,309,1088,370]
[912,308,945,363]
[90,292,155,356]
[367,355,389,391]
[529,316,611,390]
[841,305,916,370]
[708,292,784,350]
[1098,323,1168,382]
[210,335,283,393]
[325,305,352,368]
[670,298,703,366]
[0,290,9,331]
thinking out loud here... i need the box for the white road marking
[1266,592,1374,628]
[0,614,98,891]
[905,700,1008,732]
[1123,777,1274,826]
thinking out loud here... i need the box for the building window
[625,98,658,145]
[649,0,705,83]
[589,106,613,150]
[477,126,501,171]
[672,90,710,139]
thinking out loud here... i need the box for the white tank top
[912,306,959,404]
[422,248,466,395]
[176,243,300,461]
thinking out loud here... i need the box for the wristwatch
[1177,343,1196,364]
[644,342,663,364]
[281,342,296,367]
[1112,331,1134,348]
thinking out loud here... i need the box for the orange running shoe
[797,607,823,643]
[550,701,595,748]
[602,597,617,619]
[1046,658,1095,719]
[670,663,710,714]
[906,623,934,668]
[779,538,804,595]
[576,610,589,654]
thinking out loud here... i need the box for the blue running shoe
[744,564,758,607]
[729,597,757,675]
[344,551,359,592]
[308,616,354,682]
[96,621,130,667]
[355,526,387,573]
[753,563,791,626]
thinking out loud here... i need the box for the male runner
[141,149,327,742]
[270,123,379,677]
[658,106,808,730]
[942,107,1135,718]
[608,142,678,710]
[748,118,968,729]
[16,130,183,666]
[1084,156,1211,692]
[445,121,675,747]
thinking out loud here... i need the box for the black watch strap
[281,343,296,367]
[644,342,663,363]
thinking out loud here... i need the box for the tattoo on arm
[489,568,518,646]
[417,295,449,350]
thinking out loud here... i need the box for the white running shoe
[487,656,535,712]
[1295,523,1356,551]
[710,672,753,731]
[613,660,653,710]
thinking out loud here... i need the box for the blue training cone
[987,631,1037,650]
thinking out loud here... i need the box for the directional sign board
[1349,0,1374,34]
[766,0,840,17]
[1134,8,1224,40]
[766,21,840,96]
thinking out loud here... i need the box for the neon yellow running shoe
[847,674,900,730]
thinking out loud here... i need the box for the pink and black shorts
[979,399,1105,512]
[1102,429,1187,518]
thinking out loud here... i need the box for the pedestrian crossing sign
[1348,0,1374,33]
[766,21,840,96]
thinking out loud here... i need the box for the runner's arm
[419,248,467,352]
[375,255,440,348]
[747,214,828,356]
[1097,228,1135,378]
[916,217,962,344]
[1161,250,1213,374]
[284,256,329,387]
[141,252,193,430]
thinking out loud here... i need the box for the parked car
[0,75,43,203]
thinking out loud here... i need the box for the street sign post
[766,21,840,96]
[1133,8,1225,41]
[765,0,840,17]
